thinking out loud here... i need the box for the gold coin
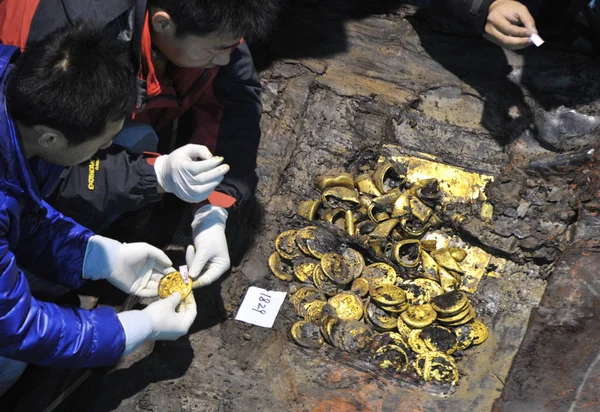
[268,252,294,281]
[436,304,472,324]
[414,352,459,385]
[408,329,427,354]
[275,229,303,260]
[320,314,340,345]
[397,317,413,340]
[293,259,318,283]
[430,290,469,316]
[303,300,327,323]
[412,278,444,300]
[335,320,374,352]
[379,301,409,314]
[327,292,363,322]
[350,278,370,297]
[443,307,476,327]
[313,264,344,296]
[454,324,475,350]
[371,284,407,306]
[305,228,342,259]
[362,262,397,288]
[321,249,364,285]
[365,301,398,331]
[295,226,318,256]
[158,271,192,301]
[290,286,322,306]
[399,280,429,305]
[373,344,409,373]
[291,320,324,349]
[400,304,437,328]
[421,325,459,355]
[369,331,410,354]
[471,319,489,345]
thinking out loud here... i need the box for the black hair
[6,24,137,145]
[149,0,280,41]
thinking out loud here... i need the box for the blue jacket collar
[0,44,44,203]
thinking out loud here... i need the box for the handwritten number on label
[251,293,273,315]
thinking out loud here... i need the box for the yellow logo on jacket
[88,158,100,190]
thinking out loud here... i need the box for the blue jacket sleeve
[0,204,125,367]
[14,199,94,289]
[212,41,262,210]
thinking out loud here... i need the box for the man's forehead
[188,32,241,49]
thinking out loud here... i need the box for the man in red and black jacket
[0,0,279,287]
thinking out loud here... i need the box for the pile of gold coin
[269,158,489,386]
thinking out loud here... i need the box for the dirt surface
[11,2,600,411]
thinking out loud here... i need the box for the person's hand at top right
[485,0,538,50]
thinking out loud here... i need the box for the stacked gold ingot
[269,158,490,386]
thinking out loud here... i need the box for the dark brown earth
[7,1,600,411]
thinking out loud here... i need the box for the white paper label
[179,265,190,284]
[530,33,545,47]
[235,287,287,328]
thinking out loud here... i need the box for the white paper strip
[235,287,287,328]
[530,33,545,47]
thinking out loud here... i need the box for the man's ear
[33,125,65,150]
[151,10,176,35]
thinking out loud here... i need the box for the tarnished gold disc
[291,320,325,349]
[328,292,363,321]
[371,284,407,306]
[293,259,318,283]
[400,303,437,329]
[454,324,475,350]
[335,320,374,352]
[303,300,327,323]
[295,226,318,256]
[373,344,409,373]
[421,325,459,355]
[275,229,303,260]
[321,249,364,285]
[443,307,476,327]
[362,262,397,288]
[158,271,192,301]
[407,329,427,354]
[268,252,294,282]
[365,301,398,331]
[436,305,472,324]
[471,319,489,345]
[414,351,459,385]
[313,264,344,296]
[351,278,370,298]
[430,290,469,316]
[396,317,413,340]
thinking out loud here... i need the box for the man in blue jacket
[0,25,197,394]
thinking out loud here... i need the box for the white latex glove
[117,292,197,354]
[83,235,172,297]
[187,205,230,288]
[154,144,230,203]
